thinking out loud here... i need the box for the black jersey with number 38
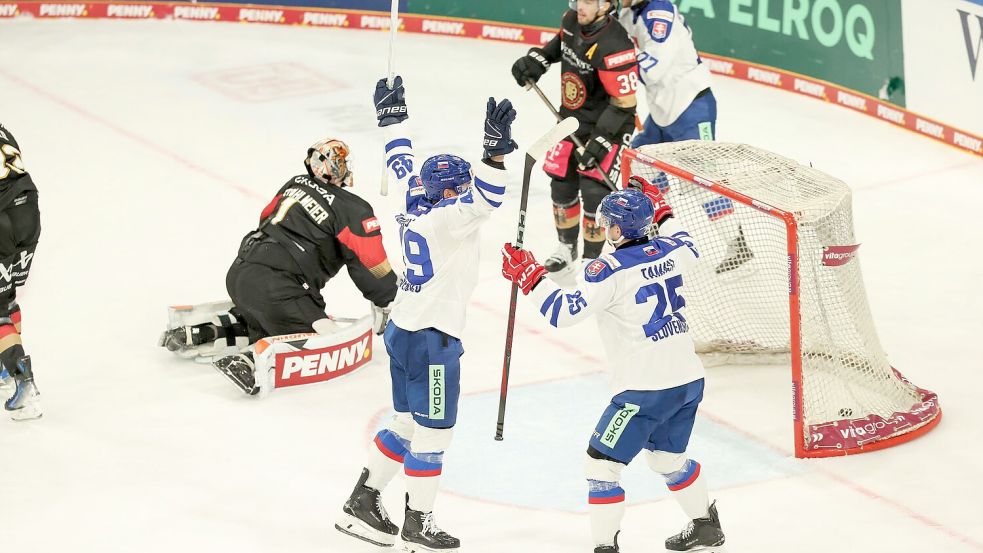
[539,10,639,135]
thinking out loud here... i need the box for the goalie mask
[306,138,353,187]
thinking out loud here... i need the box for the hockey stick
[496,116,580,442]
[527,81,618,192]
[380,0,399,197]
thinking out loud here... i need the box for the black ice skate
[335,468,399,547]
[4,356,41,421]
[665,501,725,552]
[544,242,577,273]
[401,494,459,553]
[714,225,753,274]
[159,324,215,353]
[212,351,259,395]
[594,531,620,553]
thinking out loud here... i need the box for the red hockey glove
[501,243,548,295]
[627,174,673,226]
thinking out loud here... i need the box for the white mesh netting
[628,142,940,456]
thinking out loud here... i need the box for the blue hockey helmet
[597,188,655,240]
[420,154,473,202]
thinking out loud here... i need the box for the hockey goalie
[159,138,397,397]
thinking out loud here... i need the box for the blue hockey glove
[374,76,408,127]
[483,97,518,158]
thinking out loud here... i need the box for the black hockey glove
[374,75,408,127]
[577,136,613,169]
[511,48,550,88]
[483,97,518,158]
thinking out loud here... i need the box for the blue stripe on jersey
[385,138,412,151]
[584,238,696,283]
[473,180,503,208]
[548,294,563,327]
[475,178,506,195]
[539,289,561,316]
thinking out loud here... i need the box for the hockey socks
[664,460,709,520]
[588,479,626,547]
[366,429,409,491]
[404,450,443,513]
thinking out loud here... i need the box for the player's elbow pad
[595,104,636,141]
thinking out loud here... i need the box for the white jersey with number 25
[528,218,705,394]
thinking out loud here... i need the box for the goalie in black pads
[160,138,398,395]
[0,123,41,421]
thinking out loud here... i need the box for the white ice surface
[1,18,982,553]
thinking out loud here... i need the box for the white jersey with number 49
[383,130,507,339]
[528,218,705,394]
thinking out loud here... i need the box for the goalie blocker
[160,301,374,397]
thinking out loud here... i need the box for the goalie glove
[483,97,518,158]
[501,243,548,295]
[511,48,551,88]
[627,174,673,227]
[371,302,392,335]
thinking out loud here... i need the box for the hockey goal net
[621,143,941,458]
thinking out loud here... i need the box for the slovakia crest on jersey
[643,244,660,256]
[652,20,668,39]
[586,259,607,277]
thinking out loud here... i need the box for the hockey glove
[371,302,392,335]
[511,48,550,88]
[577,136,613,170]
[374,76,408,127]
[484,97,518,158]
[628,174,673,226]
[501,243,548,295]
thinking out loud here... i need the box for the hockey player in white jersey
[335,76,517,553]
[619,0,715,146]
[619,1,753,275]
[501,177,725,552]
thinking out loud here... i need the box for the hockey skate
[4,356,41,421]
[335,468,399,547]
[0,366,11,390]
[544,242,577,273]
[665,501,725,552]
[714,226,753,274]
[212,351,259,395]
[401,494,459,553]
[594,531,620,553]
[159,324,215,354]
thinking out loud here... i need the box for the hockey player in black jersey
[161,138,398,395]
[0,124,42,420]
[512,0,639,272]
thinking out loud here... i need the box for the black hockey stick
[527,81,618,192]
[496,116,580,442]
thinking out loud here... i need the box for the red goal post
[620,144,942,458]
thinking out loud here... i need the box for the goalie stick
[528,81,618,192]
[380,0,399,197]
[495,116,580,441]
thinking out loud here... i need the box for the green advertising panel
[408,0,565,28]
[676,0,905,104]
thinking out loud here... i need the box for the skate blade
[8,403,43,421]
[665,542,727,552]
[402,541,459,553]
[335,514,397,547]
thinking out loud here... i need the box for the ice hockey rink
[2,16,982,553]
